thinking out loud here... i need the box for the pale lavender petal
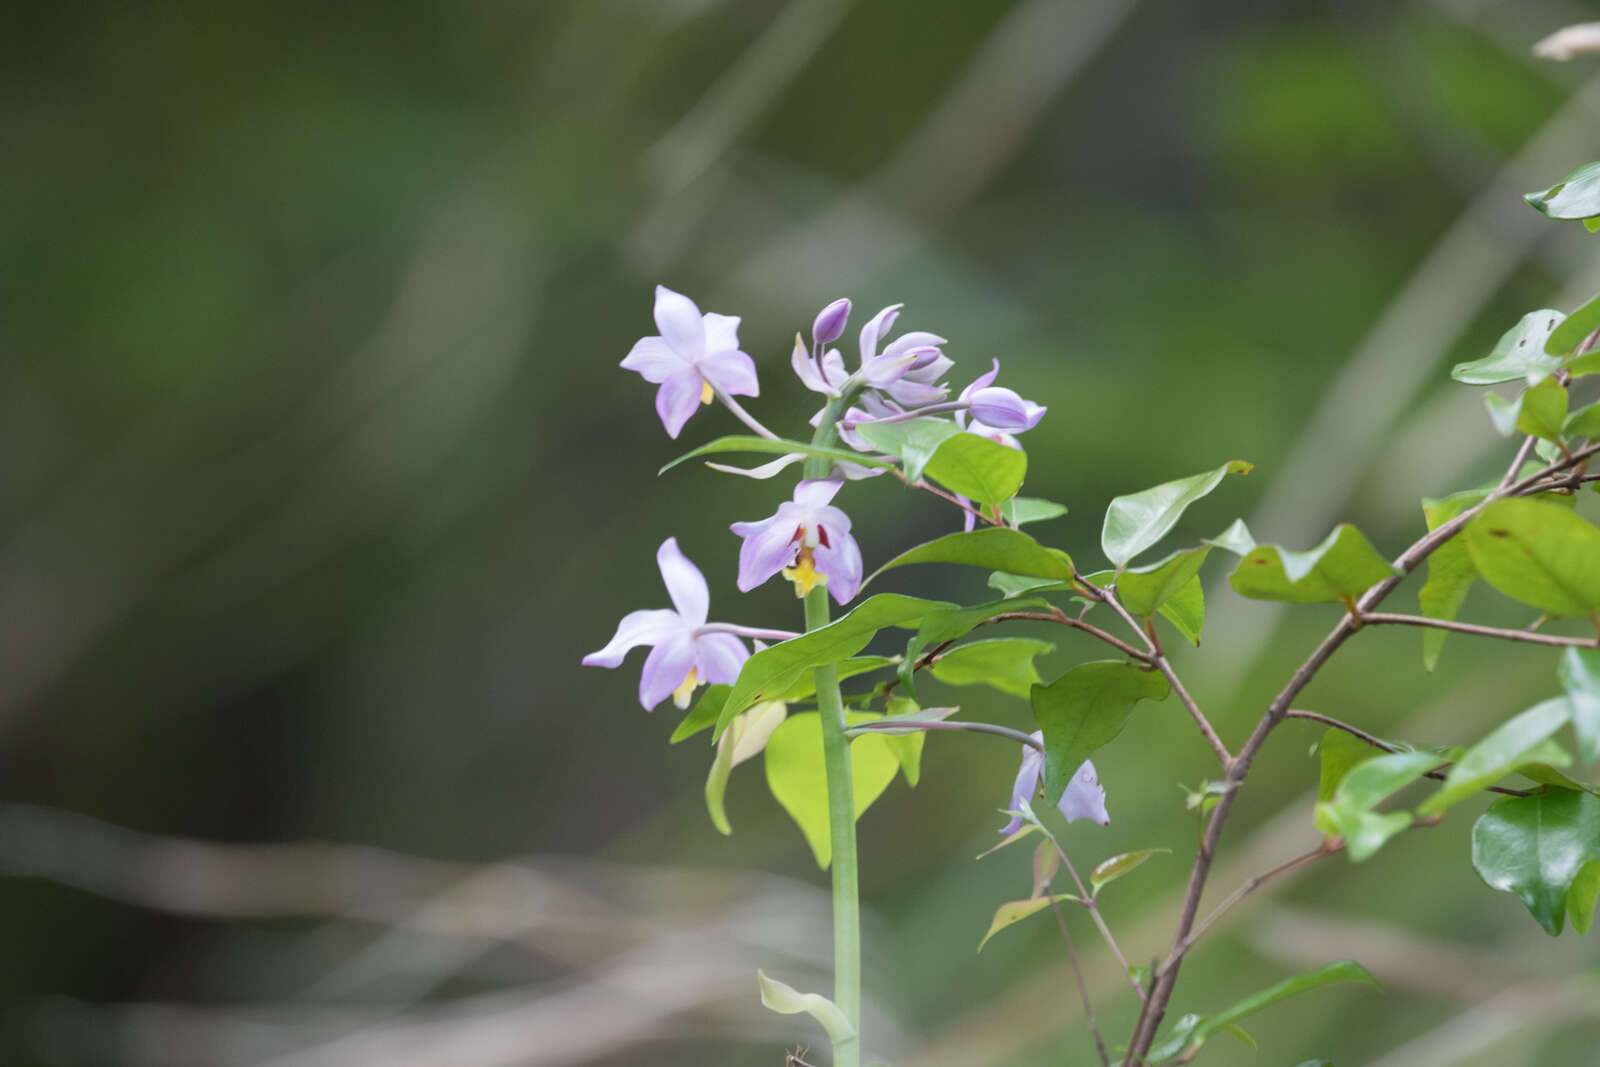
[695,631,749,685]
[620,336,686,383]
[968,387,1046,432]
[792,335,833,394]
[1058,759,1109,826]
[814,528,863,604]
[793,478,843,510]
[730,511,800,591]
[858,304,902,364]
[582,608,683,668]
[884,378,949,407]
[703,311,741,354]
[837,460,888,481]
[812,298,851,346]
[901,352,953,383]
[656,369,705,439]
[962,497,976,533]
[653,286,705,355]
[858,352,918,389]
[701,347,759,397]
[656,537,709,627]
[959,358,1001,402]
[640,632,697,710]
[882,331,946,359]
[1000,741,1045,834]
[705,453,805,479]
[814,501,853,534]
[820,348,848,388]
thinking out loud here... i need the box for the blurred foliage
[3,1,1600,1065]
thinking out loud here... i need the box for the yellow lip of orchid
[672,666,701,709]
[700,380,715,404]
[782,547,829,597]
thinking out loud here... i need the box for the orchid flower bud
[967,386,1047,433]
[812,298,852,346]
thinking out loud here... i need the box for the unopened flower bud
[968,386,1047,432]
[812,298,852,346]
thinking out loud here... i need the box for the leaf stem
[847,718,1043,750]
[1357,612,1600,648]
[1045,837,1148,1004]
[1046,886,1112,1067]
[1283,709,1535,797]
[713,385,781,440]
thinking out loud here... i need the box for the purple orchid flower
[582,538,750,710]
[792,301,952,405]
[730,479,863,605]
[812,297,852,346]
[958,359,1047,438]
[1000,732,1109,834]
[621,286,759,439]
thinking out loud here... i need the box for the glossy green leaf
[1548,289,1600,354]
[1032,661,1169,804]
[930,637,1054,698]
[1001,496,1070,525]
[1419,697,1573,815]
[1567,858,1600,936]
[987,571,1071,598]
[1569,350,1600,378]
[1207,517,1257,555]
[1418,491,1488,670]
[1464,499,1600,618]
[671,684,730,744]
[924,433,1027,507]
[1565,399,1600,438]
[757,970,855,1043]
[896,596,1048,698]
[705,702,787,834]
[1472,788,1600,935]
[1227,524,1398,605]
[1083,568,1205,646]
[977,894,1084,952]
[777,656,898,703]
[1526,162,1600,219]
[1317,728,1378,803]
[1090,848,1168,895]
[1314,751,1438,861]
[1560,647,1600,764]
[719,594,953,735]
[1450,310,1565,385]
[1149,961,1378,1062]
[1518,762,1599,795]
[1515,377,1569,440]
[660,435,892,476]
[1115,546,1211,617]
[1483,391,1522,437]
[870,528,1074,588]
[764,711,902,869]
[1101,460,1252,568]
[976,823,1040,859]
[855,418,963,482]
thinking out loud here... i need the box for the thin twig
[1284,709,1535,797]
[847,718,1043,751]
[1165,842,1339,966]
[1360,612,1600,647]
[1497,434,1538,488]
[1001,608,1155,663]
[894,469,996,526]
[1101,588,1232,767]
[1047,840,1148,1004]
[1047,887,1112,1067]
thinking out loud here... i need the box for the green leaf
[1418,491,1488,670]
[1559,647,1600,763]
[1149,961,1378,1063]
[1514,377,1569,440]
[1207,517,1257,555]
[1464,499,1600,618]
[1565,399,1600,438]
[987,571,1071,598]
[764,711,902,869]
[855,418,963,482]
[1032,662,1170,804]
[671,685,730,744]
[896,596,1048,698]
[1450,310,1565,385]
[1419,697,1573,815]
[1001,496,1070,525]
[1082,568,1205,645]
[1101,460,1253,568]
[775,656,898,703]
[1115,546,1211,617]
[1314,751,1439,861]
[976,894,1084,952]
[718,594,952,736]
[757,970,856,1044]
[1226,524,1398,605]
[1472,788,1600,935]
[1483,391,1522,437]
[930,637,1054,698]
[705,702,787,834]
[870,528,1075,588]
[660,435,892,476]
[1090,848,1169,895]
[1569,350,1600,379]
[1525,162,1600,219]
[1317,728,1378,803]
[1567,858,1600,935]
[1548,290,1600,355]
[923,433,1027,507]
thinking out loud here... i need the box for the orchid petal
[640,633,697,710]
[695,631,749,685]
[814,528,863,604]
[791,335,833,394]
[620,336,685,383]
[730,511,801,591]
[701,347,759,397]
[1001,741,1046,834]
[820,348,848,388]
[703,311,741,355]
[653,285,705,355]
[882,331,946,358]
[812,298,851,345]
[657,537,709,626]
[581,608,684,668]
[968,387,1046,432]
[858,304,903,364]
[792,479,843,511]
[960,358,1002,402]
[655,369,706,439]
[1058,759,1109,826]
[885,379,949,407]
[902,352,954,382]
[705,453,806,479]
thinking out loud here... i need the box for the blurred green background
[4,1,1600,1064]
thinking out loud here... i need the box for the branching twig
[847,718,1042,751]
[1047,840,1148,1005]
[1165,842,1340,967]
[1284,709,1535,797]
[1360,612,1600,648]
[1046,886,1112,1067]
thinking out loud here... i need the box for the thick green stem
[803,396,861,1067]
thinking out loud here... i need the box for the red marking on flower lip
[787,525,804,545]
[818,525,832,548]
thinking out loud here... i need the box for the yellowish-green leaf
[757,970,856,1044]
[977,894,1084,952]
[1090,848,1169,895]
[1464,499,1600,618]
[764,711,903,869]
